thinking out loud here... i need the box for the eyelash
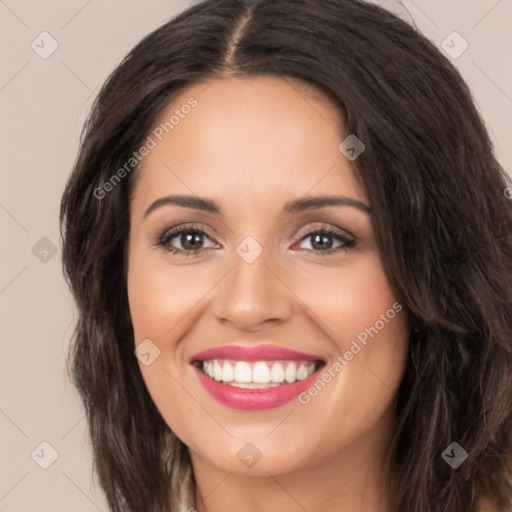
[154,223,356,257]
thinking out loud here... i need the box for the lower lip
[193,364,323,410]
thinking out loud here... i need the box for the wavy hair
[59,0,512,510]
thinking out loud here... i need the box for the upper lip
[189,344,325,363]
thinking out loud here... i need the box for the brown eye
[156,224,218,255]
[294,227,356,255]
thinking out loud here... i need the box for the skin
[127,76,410,512]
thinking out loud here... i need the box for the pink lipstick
[189,344,325,410]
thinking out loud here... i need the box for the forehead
[131,76,366,213]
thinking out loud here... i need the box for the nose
[212,244,293,333]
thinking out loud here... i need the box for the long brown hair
[59,0,512,510]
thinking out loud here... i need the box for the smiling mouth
[192,359,325,389]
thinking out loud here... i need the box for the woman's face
[127,76,409,478]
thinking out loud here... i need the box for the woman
[59,0,512,510]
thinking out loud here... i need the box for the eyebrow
[143,194,371,219]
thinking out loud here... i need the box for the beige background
[0,1,511,510]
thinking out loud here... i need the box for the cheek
[290,253,408,425]
[293,252,402,345]
[127,255,210,440]
[126,250,220,401]
[127,256,211,341]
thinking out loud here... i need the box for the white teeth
[270,362,285,383]
[213,360,223,381]
[234,361,252,383]
[253,362,271,383]
[199,359,320,386]
[296,364,308,381]
[284,362,297,383]
[222,361,234,382]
